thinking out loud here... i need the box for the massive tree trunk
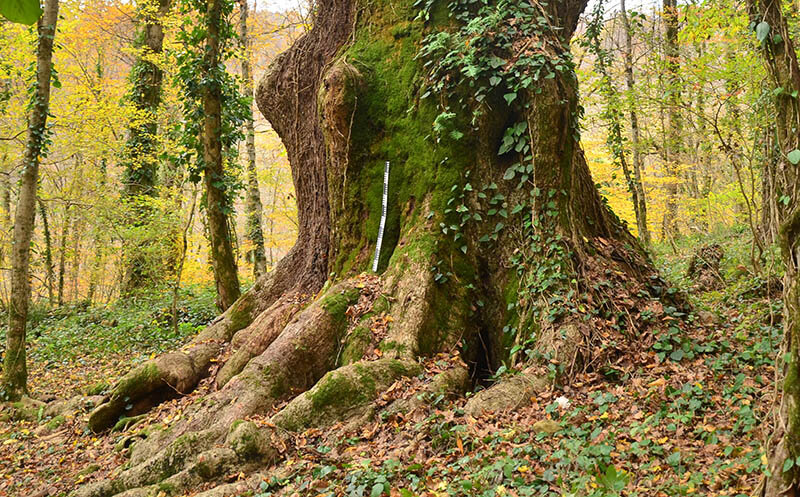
[747,1,800,495]
[78,0,674,494]
[239,0,268,279]
[121,0,171,292]
[2,0,59,401]
[203,0,241,312]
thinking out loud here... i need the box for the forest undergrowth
[0,228,784,497]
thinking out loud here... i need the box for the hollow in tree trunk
[78,0,677,494]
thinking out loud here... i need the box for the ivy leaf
[489,76,501,86]
[784,457,795,473]
[787,149,800,164]
[0,0,42,24]
[756,21,770,43]
[503,167,516,180]
[504,92,517,105]
[488,56,506,69]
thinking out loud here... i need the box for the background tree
[201,0,242,311]
[585,0,649,247]
[239,0,268,279]
[3,0,60,400]
[619,0,651,246]
[121,0,172,292]
[662,0,682,240]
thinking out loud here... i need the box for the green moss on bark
[271,359,421,431]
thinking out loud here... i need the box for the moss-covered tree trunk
[78,0,672,494]
[747,1,800,495]
[121,0,171,292]
[239,0,268,280]
[202,0,241,312]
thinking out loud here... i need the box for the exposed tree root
[464,367,549,417]
[73,276,436,497]
[213,294,305,388]
[88,292,259,432]
[271,358,422,431]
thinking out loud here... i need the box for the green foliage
[0,284,217,365]
[170,0,249,208]
[0,0,43,25]
[416,0,579,157]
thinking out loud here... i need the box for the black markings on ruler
[372,161,390,272]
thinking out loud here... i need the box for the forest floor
[0,228,785,497]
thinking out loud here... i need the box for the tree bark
[80,1,676,494]
[121,0,171,293]
[662,0,681,240]
[620,0,651,247]
[2,0,59,401]
[747,1,800,495]
[239,0,268,279]
[57,205,71,306]
[37,199,54,307]
[202,0,241,311]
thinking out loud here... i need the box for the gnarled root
[464,367,549,417]
[74,279,433,497]
[88,292,259,432]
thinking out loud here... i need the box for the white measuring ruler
[372,160,390,272]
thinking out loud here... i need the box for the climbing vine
[171,0,249,212]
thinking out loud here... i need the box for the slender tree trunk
[587,3,645,247]
[620,0,650,247]
[70,213,81,303]
[267,168,280,266]
[2,0,59,401]
[0,168,10,309]
[662,0,681,239]
[239,0,268,279]
[121,0,171,292]
[748,1,800,495]
[763,126,781,245]
[87,159,108,304]
[37,199,54,307]
[203,0,241,311]
[0,167,9,271]
[57,205,71,307]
